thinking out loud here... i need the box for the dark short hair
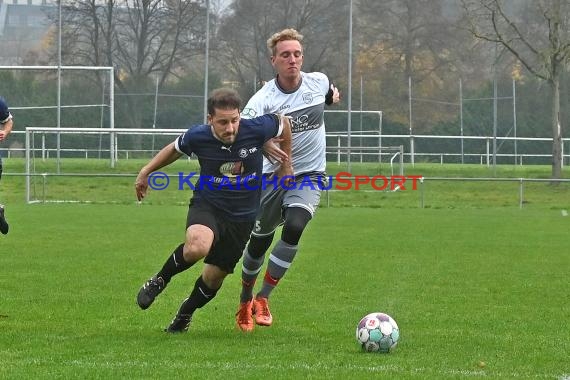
[207,88,242,116]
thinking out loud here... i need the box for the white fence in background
[13,127,570,167]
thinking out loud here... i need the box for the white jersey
[241,71,330,175]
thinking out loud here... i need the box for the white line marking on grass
[561,210,568,217]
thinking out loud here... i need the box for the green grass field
[1,160,569,379]
[2,158,570,210]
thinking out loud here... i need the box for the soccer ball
[356,312,400,353]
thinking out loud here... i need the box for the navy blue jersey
[0,97,12,161]
[175,113,282,221]
[0,97,11,124]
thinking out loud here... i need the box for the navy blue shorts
[186,199,254,273]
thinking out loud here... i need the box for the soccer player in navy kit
[135,88,292,333]
[0,97,14,235]
[236,29,340,331]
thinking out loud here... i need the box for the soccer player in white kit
[236,28,340,331]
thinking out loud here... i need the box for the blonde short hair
[267,28,304,56]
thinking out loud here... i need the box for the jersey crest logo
[302,92,313,104]
[219,161,244,177]
[238,147,257,158]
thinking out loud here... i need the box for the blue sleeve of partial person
[0,97,11,123]
[244,114,281,142]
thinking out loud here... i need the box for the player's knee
[183,244,208,263]
[247,233,274,258]
[281,207,312,245]
[184,225,214,261]
[183,237,211,262]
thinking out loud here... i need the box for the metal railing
[14,127,570,170]
[322,176,570,209]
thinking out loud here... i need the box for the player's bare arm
[0,119,13,142]
[326,83,341,105]
[262,113,293,164]
[273,115,293,181]
[135,142,182,201]
[262,137,287,164]
[331,84,341,104]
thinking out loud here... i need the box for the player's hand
[262,138,288,164]
[0,131,7,141]
[135,173,149,201]
[275,162,294,187]
[331,84,341,104]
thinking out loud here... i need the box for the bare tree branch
[462,0,569,178]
